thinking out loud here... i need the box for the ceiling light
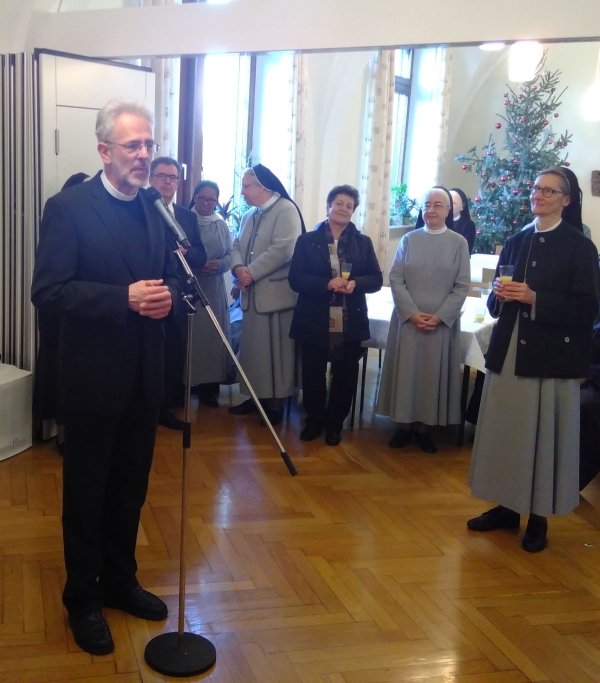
[509,41,543,82]
[479,43,505,52]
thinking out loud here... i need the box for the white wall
[441,42,600,244]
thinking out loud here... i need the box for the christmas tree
[456,57,572,253]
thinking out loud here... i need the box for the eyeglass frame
[421,201,448,211]
[151,172,180,182]
[104,140,160,155]
[194,195,218,204]
[530,185,566,198]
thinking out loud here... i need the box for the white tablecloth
[364,287,495,373]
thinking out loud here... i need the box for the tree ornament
[519,117,525,123]
[533,85,538,91]
[548,139,553,145]
[500,175,508,181]
[551,87,556,93]
[462,164,468,170]
[482,172,488,177]
[474,196,482,202]
[513,220,518,224]
[543,120,549,125]
[563,142,568,147]
[490,182,497,188]
[520,206,527,212]
[554,113,559,118]
[513,140,519,145]
[565,161,571,166]
[495,122,502,129]
[486,152,492,156]
[518,94,524,99]
[490,216,495,221]
[504,99,509,105]
[503,92,508,97]
[513,159,519,164]
[513,189,519,195]
[526,180,532,187]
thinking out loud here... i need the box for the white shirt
[101,171,137,202]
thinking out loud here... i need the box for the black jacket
[288,221,383,346]
[485,221,598,378]
[31,173,181,415]
[452,215,476,254]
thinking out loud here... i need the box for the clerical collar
[534,218,561,233]
[423,226,448,234]
[101,171,137,202]
[259,192,280,211]
[453,214,461,222]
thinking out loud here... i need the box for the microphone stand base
[144,631,216,677]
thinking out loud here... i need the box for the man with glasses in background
[32,100,181,655]
[149,157,206,429]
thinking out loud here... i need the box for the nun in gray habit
[229,164,304,425]
[376,187,470,454]
[468,168,599,553]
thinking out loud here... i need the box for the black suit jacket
[31,172,181,415]
[485,221,598,379]
[173,204,207,272]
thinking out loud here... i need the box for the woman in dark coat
[449,188,476,254]
[289,185,383,446]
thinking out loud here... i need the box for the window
[390,49,413,187]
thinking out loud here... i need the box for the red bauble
[513,189,519,195]
[513,140,519,145]
[547,140,553,145]
[554,113,559,118]
[462,164,468,170]
[482,172,488,178]
[503,92,508,97]
[486,152,492,156]
[476,229,482,235]
[526,181,532,187]
[490,182,497,188]
[551,87,556,93]
[532,85,538,91]
[513,220,518,225]
[520,206,527,212]
[513,159,519,164]
[518,94,524,99]
[504,99,509,105]
[495,123,502,129]
[519,117,525,123]
[563,142,568,147]
[474,196,482,203]
[490,217,495,221]
[565,162,571,167]
[543,120,549,125]
[500,175,508,181]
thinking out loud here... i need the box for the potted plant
[390,183,418,226]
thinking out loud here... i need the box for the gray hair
[95,99,154,142]
[151,156,182,176]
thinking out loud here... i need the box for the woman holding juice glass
[468,168,598,553]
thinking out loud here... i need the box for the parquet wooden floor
[3,356,600,682]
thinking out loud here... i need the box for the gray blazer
[231,197,301,314]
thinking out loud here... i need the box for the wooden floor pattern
[3,357,600,682]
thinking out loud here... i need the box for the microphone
[145,186,191,249]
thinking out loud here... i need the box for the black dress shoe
[228,399,257,415]
[260,407,284,427]
[158,409,185,431]
[522,514,547,553]
[199,393,220,408]
[68,612,114,655]
[389,428,411,448]
[416,432,437,454]
[300,423,323,441]
[325,429,342,446]
[467,505,520,532]
[104,585,167,621]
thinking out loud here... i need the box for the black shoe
[467,505,520,532]
[199,393,220,408]
[300,424,323,441]
[68,611,114,655]
[416,432,437,454]
[228,399,257,415]
[325,429,342,446]
[389,428,411,449]
[260,407,284,427]
[158,409,185,431]
[104,585,167,621]
[522,514,547,553]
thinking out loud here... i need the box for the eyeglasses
[152,173,180,182]
[422,202,446,211]
[105,140,160,155]
[195,196,218,204]
[530,185,565,198]
[241,182,258,190]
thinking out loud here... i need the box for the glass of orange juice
[499,265,514,283]
[341,262,352,280]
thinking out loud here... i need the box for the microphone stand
[145,242,297,678]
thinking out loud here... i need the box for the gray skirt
[468,322,580,517]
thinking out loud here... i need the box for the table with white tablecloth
[356,287,496,444]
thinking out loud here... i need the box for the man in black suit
[149,157,206,429]
[32,100,180,656]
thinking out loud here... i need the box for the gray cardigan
[231,197,301,314]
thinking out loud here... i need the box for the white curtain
[434,47,452,185]
[291,53,308,211]
[358,50,395,268]
[152,56,180,159]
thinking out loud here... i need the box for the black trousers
[62,389,158,617]
[301,340,363,432]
